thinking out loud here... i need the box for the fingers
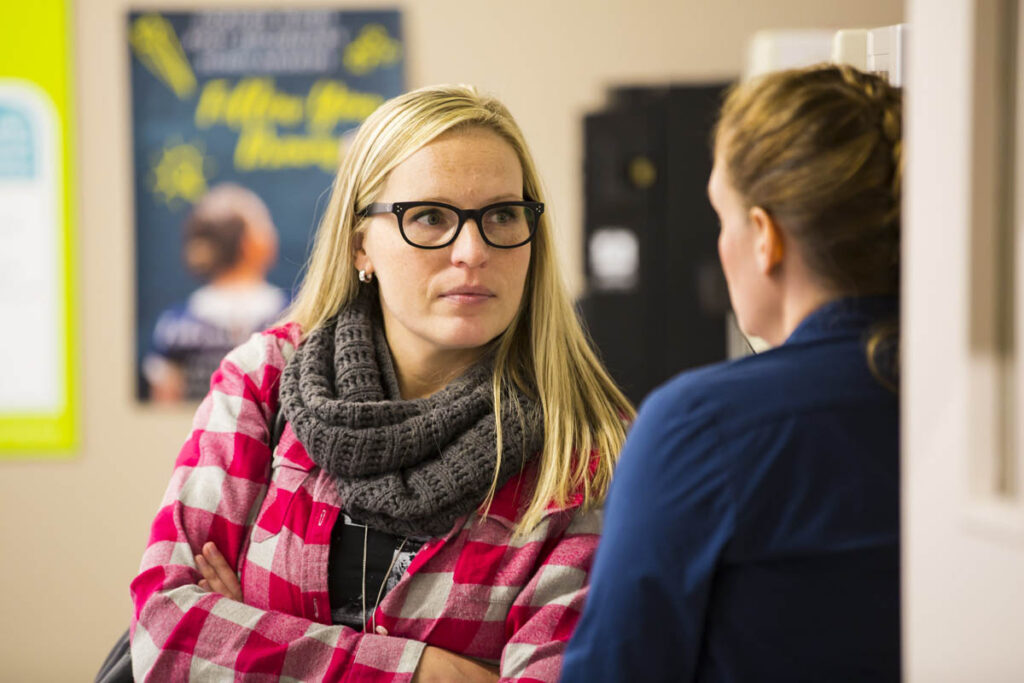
[412,646,499,683]
[194,554,218,587]
[194,542,242,601]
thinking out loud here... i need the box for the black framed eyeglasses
[358,200,544,249]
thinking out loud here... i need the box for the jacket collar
[784,295,898,346]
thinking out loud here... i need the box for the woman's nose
[449,218,489,268]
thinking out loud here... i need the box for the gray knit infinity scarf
[278,291,542,538]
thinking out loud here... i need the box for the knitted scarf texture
[278,291,542,537]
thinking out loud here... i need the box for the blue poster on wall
[128,9,403,402]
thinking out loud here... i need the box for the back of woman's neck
[777,288,841,345]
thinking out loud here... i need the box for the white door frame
[904,0,1024,679]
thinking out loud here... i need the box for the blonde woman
[129,85,632,682]
[563,64,902,682]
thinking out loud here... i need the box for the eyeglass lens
[402,204,537,247]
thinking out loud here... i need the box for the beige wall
[0,0,901,678]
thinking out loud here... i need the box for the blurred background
[10,0,1023,680]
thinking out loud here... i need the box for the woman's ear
[748,206,784,276]
[352,230,370,272]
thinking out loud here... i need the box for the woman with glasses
[129,85,632,682]
[563,64,902,682]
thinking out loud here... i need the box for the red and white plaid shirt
[130,325,602,682]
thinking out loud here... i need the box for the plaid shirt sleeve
[497,507,603,682]
[129,329,427,682]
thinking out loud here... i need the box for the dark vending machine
[578,84,733,406]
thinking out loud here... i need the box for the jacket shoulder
[217,322,303,377]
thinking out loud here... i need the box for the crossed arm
[194,541,499,683]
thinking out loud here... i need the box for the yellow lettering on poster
[235,126,340,172]
[194,78,304,130]
[306,80,383,133]
[193,78,380,172]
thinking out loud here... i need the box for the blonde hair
[284,84,634,533]
[715,64,901,388]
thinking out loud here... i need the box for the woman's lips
[440,287,495,304]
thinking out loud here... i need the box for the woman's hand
[194,541,242,601]
[411,646,499,683]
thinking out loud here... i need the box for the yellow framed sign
[0,0,77,455]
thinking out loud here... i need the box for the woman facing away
[562,64,902,682]
[143,183,287,403]
[129,84,633,682]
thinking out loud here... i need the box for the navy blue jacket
[562,297,899,682]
